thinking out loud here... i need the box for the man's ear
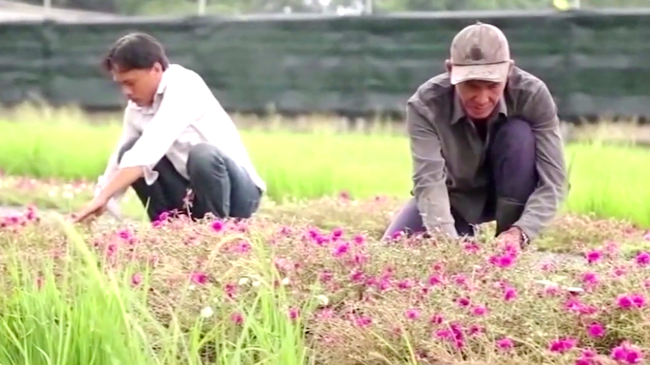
[444,59,452,73]
[507,59,515,73]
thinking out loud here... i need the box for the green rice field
[0,106,649,227]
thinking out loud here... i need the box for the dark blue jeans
[118,139,261,221]
[382,117,538,240]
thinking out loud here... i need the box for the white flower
[281,277,291,286]
[188,284,196,290]
[62,191,74,200]
[48,190,57,197]
[238,277,251,286]
[252,281,261,288]
[200,306,214,318]
[316,295,329,306]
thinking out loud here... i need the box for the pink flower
[332,242,350,257]
[635,251,650,267]
[587,322,605,338]
[397,279,414,290]
[230,312,244,325]
[456,297,471,307]
[582,272,599,287]
[504,286,518,302]
[471,305,488,316]
[288,307,300,320]
[405,308,420,320]
[353,234,365,245]
[190,272,208,285]
[131,272,143,287]
[354,315,372,328]
[549,337,578,353]
[430,313,444,325]
[464,242,480,254]
[489,253,516,268]
[617,294,646,310]
[496,337,514,351]
[331,228,344,240]
[427,274,443,286]
[611,341,644,364]
[585,249,602,264]
[211,220,224,232]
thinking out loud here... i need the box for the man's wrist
[513,225,530,247]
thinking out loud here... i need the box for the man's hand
[72,196,109,224]
[496,226,528,248]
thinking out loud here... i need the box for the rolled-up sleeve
[514,83,568,240]
[407,101,457,238]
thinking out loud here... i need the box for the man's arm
[407,101,458,238]
[96,76,201,203]
[94,108,140,214]
[513,83,568,241]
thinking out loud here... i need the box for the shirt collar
[130,64,175,114]
[450,90,508,124]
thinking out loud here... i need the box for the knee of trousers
[490,118,537,201]
[186,143,227,179]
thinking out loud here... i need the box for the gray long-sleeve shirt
[407,66,567,241]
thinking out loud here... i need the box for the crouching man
[382,22,568,247]
[73,32,266,223]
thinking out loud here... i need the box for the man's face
[111,63,163,107]
[455,79,506,120]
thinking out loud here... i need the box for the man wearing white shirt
[73,32,266,223]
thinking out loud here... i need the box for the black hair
[102,32,169,72]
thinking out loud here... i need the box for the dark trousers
[118,139,262,222]
[382,117,538,240]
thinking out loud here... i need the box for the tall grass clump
[0,208,312,365]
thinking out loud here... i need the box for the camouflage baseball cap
[449,21,511,85]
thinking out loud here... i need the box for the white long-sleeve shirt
[95,64,266,217]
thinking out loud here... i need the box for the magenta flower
[352,234,365,245]
[587,322,605,338]
[190,272,208,285]
[471,305,488,316]
[549,337,578,353]
[489,253,516,268]
[117,229,133,241]
[456,297,471,307]
[332,242,349,257]
[230,312,244,325]
[611,341,644,364]
[464,242,480,254]
[430,313,444,325]
[496,337,514,351]
[428,274,443,286]
[354,315,372,328]
[131,272,143,287]
[405,308,420,320]
[617,293,646,310]
[503,286,518,302]
[288,307,300,321]
[635,251,650,267]
[211,220,224,232]
[397,279,414,290]
[585,249,602,264]
[331,228,344,240]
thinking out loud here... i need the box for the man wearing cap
[382,22,567,247]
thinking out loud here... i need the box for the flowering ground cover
[1,200,650,365]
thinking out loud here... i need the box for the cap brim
[450,62,510,85]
